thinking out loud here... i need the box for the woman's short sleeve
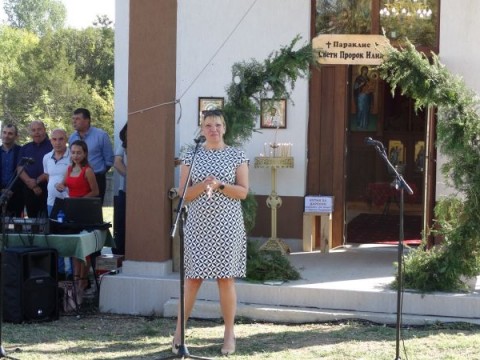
[182,148,194,166]
[237,149,249,167]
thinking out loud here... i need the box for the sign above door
[312,34,390,65]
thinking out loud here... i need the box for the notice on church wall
[312,34,390,65]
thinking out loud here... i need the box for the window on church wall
[316,0,372,35]
[379,0,439,49]
[315,0,440,51]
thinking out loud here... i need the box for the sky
[0,0,115,29]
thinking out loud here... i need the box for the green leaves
[379,40,480,292]
[223,35,318,146]
[4,0,67,36]
[0,24,114,142]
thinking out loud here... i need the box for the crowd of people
[0,108,126,291]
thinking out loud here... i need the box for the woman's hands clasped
[203,175,221,199]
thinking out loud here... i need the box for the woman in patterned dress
[172,109,249,356]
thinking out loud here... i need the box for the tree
[379,41,480,292]
[0,24,114,142]
[3,0,66,36]
[0,25,39,131]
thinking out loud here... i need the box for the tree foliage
[378,41,480,292]
[3,0,66,36]
[0,23,114,143]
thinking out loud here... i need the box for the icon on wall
[198,97,224,125]
[260,99,287,129]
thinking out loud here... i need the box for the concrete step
[163,298,480,326]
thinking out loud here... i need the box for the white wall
[436,0,480,199]
[175,0,311,196]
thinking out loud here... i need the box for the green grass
[2,316,480,359]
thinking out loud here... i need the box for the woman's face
[202,115,225,142]
[71,144,86,164]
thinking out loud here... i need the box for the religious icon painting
[350,65,380,132]
[198,97,224,125]
[260,99,287,129]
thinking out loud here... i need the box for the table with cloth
[366,182,419,214]
[2,229,113,262]
[2,229,114,310]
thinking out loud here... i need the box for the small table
[302,212,332,252]
[366,182,419,215]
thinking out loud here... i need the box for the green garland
[222,35,318,146]
[378,41,480,291]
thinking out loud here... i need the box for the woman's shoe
[172,339,179,355]
[221,337,236,356]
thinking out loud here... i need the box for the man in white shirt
[40,128,71,278]
[40,129,71,216]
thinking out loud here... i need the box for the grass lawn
[5,207,469,358]
[2,315,480,359]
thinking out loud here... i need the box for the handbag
[58,281,81,313]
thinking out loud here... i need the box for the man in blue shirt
[18,121,53,218]
[0,124,24,217]
[69,108,114,203]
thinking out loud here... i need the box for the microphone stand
[0,158,30,358]
[157,136,211,360]
[368,141,413,360]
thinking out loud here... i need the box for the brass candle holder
[255,142,294,254]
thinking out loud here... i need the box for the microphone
[364,137,383,147]
[194,135,206,144]
[22,157,35,164]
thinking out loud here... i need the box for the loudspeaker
[2,247,59,323]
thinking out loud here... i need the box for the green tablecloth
[2,230,113,262]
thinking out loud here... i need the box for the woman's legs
[217,278,237,349]
[173,278,203,344]
[73,257,90,290]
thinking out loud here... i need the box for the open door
[345,65,427,245]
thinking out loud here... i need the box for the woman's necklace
[71,166,81,176]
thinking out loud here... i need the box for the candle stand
[254,154,294,254]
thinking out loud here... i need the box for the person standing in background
[0,124,24,217]
[56,140,99,292]
[113,122,127,255]
[18,120,53,218]
[41,129,71,216]
[69,108,114,203]
[42,128,71,279]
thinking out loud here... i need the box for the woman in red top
[56,140,99,292]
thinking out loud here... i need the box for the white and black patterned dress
[182,146,248,279]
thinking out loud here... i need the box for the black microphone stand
[157,136,212,360]
[369,141,413,360]
[0,158,30,358]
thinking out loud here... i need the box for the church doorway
[345,65,427,245]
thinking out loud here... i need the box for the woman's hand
[203,175,224,198]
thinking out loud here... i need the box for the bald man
[18,120,53,217]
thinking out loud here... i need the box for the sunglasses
[201,109,223,117]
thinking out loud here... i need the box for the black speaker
[2,246,59,323]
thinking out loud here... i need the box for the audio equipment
[2,247,58,323]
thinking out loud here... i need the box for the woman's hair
[119,123,128,149]
[70,140,89,167]
[201,109,226,127]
